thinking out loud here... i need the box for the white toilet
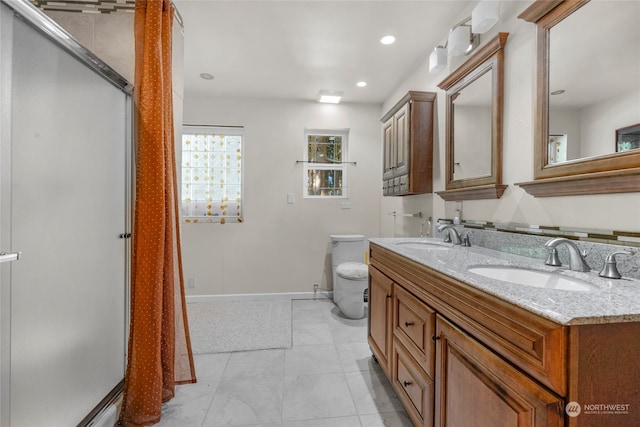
[330,234,368,319]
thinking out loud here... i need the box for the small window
[303,129,349,198]
[181,126,243,223]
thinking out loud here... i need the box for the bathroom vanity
[368,238,640,427]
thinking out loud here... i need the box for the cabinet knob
[432,335,441,341]
[403,380,412,387]
[386,294,392,299]
[405,321,414,327]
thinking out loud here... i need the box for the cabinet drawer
[394,284,435,377]
[392,338,434,426]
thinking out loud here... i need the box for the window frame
[180,125,244,224]
[303,128,349,199]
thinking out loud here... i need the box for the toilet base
[338,294,367,319]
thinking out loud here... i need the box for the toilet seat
[336,262,368,281]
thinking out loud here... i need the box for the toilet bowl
[335,262,368,319]
[330,234,368,319]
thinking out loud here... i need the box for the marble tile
[201,350,285,426]
[358,411,414,427]
[282,373,357,421]
[327,308,368,344]
[345,369,404,415]
[156,393,212,427]
[284,345,342,377]
[156,299,409,427]
[165,353,230,406]
[335,343,377,373]
[292,299,333,324]
[283,416,361,427]
[222,349,285,379]
[292,322,334,346]
[202,373,283,427]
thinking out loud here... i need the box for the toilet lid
[336,262,368,280]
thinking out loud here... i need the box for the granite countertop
[369,237,640,326]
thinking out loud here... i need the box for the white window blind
[181,126,243,223]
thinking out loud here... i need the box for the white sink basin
[395,241,451,250]
[467,265,596,292]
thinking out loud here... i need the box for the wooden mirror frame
[517,0,640,197]
[436,33,509,201]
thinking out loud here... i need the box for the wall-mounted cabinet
[381,91,436,196]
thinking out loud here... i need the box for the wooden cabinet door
[383,117,395,181]
[434,315,564,427]
[394,102,410,177]
[368,266,393,376]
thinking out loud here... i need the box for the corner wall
[181,96,382,296]
[384,1,640,233]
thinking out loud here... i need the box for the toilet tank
[330,234,367,267]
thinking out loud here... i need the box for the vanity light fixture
[317,90,343,104]
[472,0,499,34]
[429,46,447,74]
[448,22,479,56]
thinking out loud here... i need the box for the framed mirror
[437,32,509,201]
[517,0,640,196]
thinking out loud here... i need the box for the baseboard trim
[186,291,333,304]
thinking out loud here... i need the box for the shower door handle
[0,251,22,263]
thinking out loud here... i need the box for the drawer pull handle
[404,321,414,327]
[432,335,441,341]
[386,294,392,299]
[403,380,412,387]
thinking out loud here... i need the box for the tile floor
[157,298,412,427]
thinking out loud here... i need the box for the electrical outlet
[188,277,196,288]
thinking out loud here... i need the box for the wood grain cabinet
[435,315,563,427]
[381,91,436,196]
[368,264,394,377]
[368,242,640,427]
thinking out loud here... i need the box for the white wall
[580,88,640,158]
[181,96,382,295]
[383,1,640,232]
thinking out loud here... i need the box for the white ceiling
[173,0,474,104]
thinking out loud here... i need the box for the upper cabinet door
[383,117,395,181]
[394,102,410,177]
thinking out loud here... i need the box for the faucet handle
[599,250,635,279]
[442,232,452,243]
[545,248,562,267]
[461,232,471,247]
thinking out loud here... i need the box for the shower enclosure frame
[0,0,133,425]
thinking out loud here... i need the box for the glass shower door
[0,3,130,425]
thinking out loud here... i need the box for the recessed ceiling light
[199,73,214,80]
[356,81,367,88]
[380,35,396,45]
[317,90,343,104]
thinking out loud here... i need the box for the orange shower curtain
[119,1,196,425]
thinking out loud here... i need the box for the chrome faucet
[544,238,591,272]
[437,224,462,245]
